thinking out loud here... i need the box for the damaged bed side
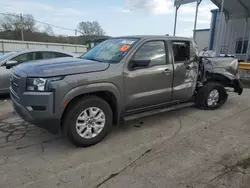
[197,57,244,95]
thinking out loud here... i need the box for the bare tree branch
[77,21,105,36]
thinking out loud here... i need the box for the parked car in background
[0,49,77,94]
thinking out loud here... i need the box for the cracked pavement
[1,90,250,188]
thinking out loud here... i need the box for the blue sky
[0,0,217,37]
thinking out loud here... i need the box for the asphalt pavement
[1,90,250,188]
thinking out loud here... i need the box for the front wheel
[63,96,113,147]
[195,83,228,110]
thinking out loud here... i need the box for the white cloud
[0,0,86,35]
[124,0,174,15]
[113,7,131,13]
[53,8,86,16]
[177,2,216,25]
[124,0,216,23]
[121,0,215,36]
[3,1,54,13]
[123,0,216,17]
[1,1,86,17]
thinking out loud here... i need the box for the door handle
[163,69,171,75]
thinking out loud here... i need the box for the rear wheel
[63,96,113,147]
[195,83,228,110]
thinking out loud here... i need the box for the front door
[0,65,10,93]
[0,52,35,93]
[124,40,173,112]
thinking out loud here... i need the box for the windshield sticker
[121,40,135,45]
[120,45,131,52]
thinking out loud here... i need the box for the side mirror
[130,59,150,70]
[6,60,18,69]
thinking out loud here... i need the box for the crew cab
[10,36,243,147]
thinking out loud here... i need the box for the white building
[175,0,250,61]
[193,29,210,52]
[209,8,250,61]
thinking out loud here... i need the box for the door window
[11,52,35,63]
[35,52,52,60]
[132,41,166,67]
[53,52,72,58]
[172,41,190,62]
[35,52,71,60]
[42,52,53,59]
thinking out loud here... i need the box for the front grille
[10,73,20,95]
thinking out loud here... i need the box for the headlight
[26,77,62,91]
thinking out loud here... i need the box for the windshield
[0,52,18,63]
[80,38,138,63]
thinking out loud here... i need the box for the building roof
[211,0,250,19]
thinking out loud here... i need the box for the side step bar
[122,102,194,122]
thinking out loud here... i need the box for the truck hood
[15,57,110,77]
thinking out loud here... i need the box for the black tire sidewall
[196,83,228,110]
[64,96,113,147]
[205,85,226,109]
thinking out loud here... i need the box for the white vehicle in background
[0,49,77,94]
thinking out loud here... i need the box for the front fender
[62,82,123,115]
[206,72,243,95]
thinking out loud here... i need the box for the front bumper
[11,89,61,134]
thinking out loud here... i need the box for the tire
[195,82,228,110]
[63,95,113,147]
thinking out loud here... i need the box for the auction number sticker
[120,45,131,52]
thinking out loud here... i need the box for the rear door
[123,39,174,112]
[170,40,199,101]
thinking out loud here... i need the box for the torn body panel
[198,57,243,95]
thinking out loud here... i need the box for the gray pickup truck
[10,36,243,147]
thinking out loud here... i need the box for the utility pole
[215,0,225,56]
[75,29,78,44]
[20,13,24,41]
[173,5,180,36]
[193,0,202,39]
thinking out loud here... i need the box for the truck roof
[114,35,192,41]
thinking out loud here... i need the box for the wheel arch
[205,73,232,86]
[61,83,122,128]
[205,72,243,95]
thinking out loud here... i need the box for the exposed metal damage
[197,57,244,95]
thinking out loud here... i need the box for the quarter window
[54,52,72,58]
